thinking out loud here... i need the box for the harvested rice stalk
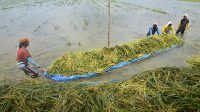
[0,56,199,112]
[48,35,183,76]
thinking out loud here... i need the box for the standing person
[176,14,189,36]
[16,37,42,78]
[147,23,160,36]
[162,21,175,35]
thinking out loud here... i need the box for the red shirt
[16,47,30,64]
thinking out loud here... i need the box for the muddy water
[83,0,200,82]
[0,0,199,83]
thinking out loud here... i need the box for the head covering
[19,37,30,44]
[184,14,188,17]
[167,21,173,25]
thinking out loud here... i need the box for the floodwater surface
[0,0,199,83]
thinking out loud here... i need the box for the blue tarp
[43,44,180,82]
[46,73,99,82]
[104,54,151,72]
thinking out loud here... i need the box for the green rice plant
[187,55,200,70]
[48,35,183,76]
[181,0,200,2]
[152,9,167,14]
[118,2,168,15]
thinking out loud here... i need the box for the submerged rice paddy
[0,0,199,111]
[0,0,199,82]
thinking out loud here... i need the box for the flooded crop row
[0,0,199,82]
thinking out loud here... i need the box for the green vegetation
[152,9,167,14]
[0,0,87,10]
[119,1,168,14]
[181,0,200,2]
[48,35,183,76]
[187,55,200,69]
[0,56,199,112]
[0,0,50,10]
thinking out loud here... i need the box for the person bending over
[162,21,175,35]
[16,37,43,78]
[147,23,160,36]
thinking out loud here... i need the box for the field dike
[48,35,183,76]
[0,55,199,112]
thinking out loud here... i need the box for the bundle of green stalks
[187,55,200,70]
[48,35,183,76]
[0,56,199,112]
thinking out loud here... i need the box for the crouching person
[147,23,160,36]
[162,21,175,35]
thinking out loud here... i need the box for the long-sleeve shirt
[178,18,189,30]
[147,27,160,36]
[162,25,175,35]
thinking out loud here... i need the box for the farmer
[176,14,189,36]
[147,23,160,36]
[162,21,175,35]
[16,37,42,78]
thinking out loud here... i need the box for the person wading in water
[147,23,160,36]
[162,21,175,35]
[16,37,43,78]
[176,14,190,37]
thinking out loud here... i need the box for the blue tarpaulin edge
[43,44,180,82]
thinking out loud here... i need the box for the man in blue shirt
[147,23,160,36]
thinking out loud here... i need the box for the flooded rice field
[0,0,199,83]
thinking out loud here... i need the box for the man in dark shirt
[176,14,189,36]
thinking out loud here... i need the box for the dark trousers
[20,66,39,78]
[176,28,185,34]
